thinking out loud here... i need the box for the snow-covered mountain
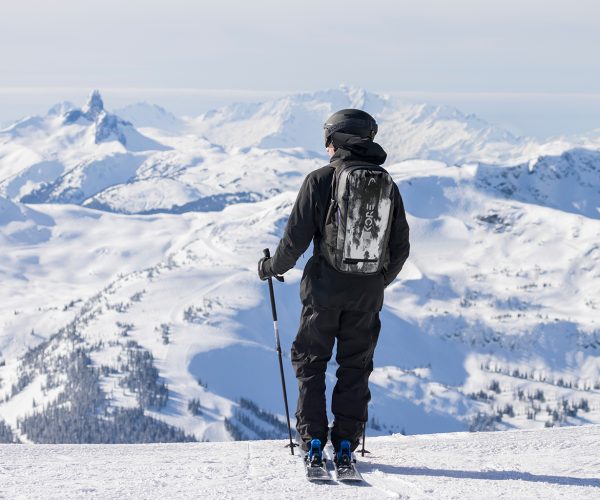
[0,86,599,445]
[476,148,600,219]
[1,86,597,214]
[2,425,599,499]
[189,86,532,164]
[189,85,598,166]
[0,196,54,245]
[114,102,184,133]
[0,90,168,206]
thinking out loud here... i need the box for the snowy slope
[114,102,184,133]
[189,85,532,164]
[1,163,599,442]
[0,196,54,245]
[2,86,598,215]
[0,91,321,214]
[476,148,600,219]
[189,85,600,165]
[1,426,600,499]
[0,90,168,206]
[1,87,600,445]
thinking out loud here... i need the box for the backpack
[320,162,395,275]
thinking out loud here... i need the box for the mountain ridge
[0,87,599,445]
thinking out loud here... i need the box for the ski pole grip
[263,248,284,282]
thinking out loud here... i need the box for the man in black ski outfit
[258,109,410,456]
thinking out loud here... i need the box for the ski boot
[334,439,352,468]
[303,438,332,481]
[333,439,362,481]
[307,438,323,467]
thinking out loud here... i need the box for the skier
[258,109,410,469]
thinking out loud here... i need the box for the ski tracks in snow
[3,426,600,499]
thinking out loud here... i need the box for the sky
[1,0,599,137]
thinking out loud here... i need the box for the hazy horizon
[2,0,599,138]
[1,86,599,139]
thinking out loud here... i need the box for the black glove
[258,257,284,282]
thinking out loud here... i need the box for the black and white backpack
[320,162,395,275]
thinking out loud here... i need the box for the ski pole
[361,424,366,456]
[361,422,370,456]
[263,248,296,455]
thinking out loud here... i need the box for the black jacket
[269,135,410,312]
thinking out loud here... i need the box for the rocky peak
[83,90,105,120]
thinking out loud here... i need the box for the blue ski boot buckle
[308,438,323,467]
[336,439,352,468]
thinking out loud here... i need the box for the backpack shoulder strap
[320,166,336,236]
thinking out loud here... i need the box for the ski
[300,438,334,482]
[333,459,363,482]
[302,453,333,482]
[327,446,363,482]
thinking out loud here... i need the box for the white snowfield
[1,86,600,446]
[1,425,599,499]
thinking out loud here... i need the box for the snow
[189,86,530,163]
[0,90,168,206]
[2,86,598,216]
[0,86,600,446]
[114,102,184,133]
[0,195,54,245]
[1,426,599,499]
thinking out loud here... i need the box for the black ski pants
[291,304,380,452]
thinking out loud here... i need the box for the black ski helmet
[323,109,378,147]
